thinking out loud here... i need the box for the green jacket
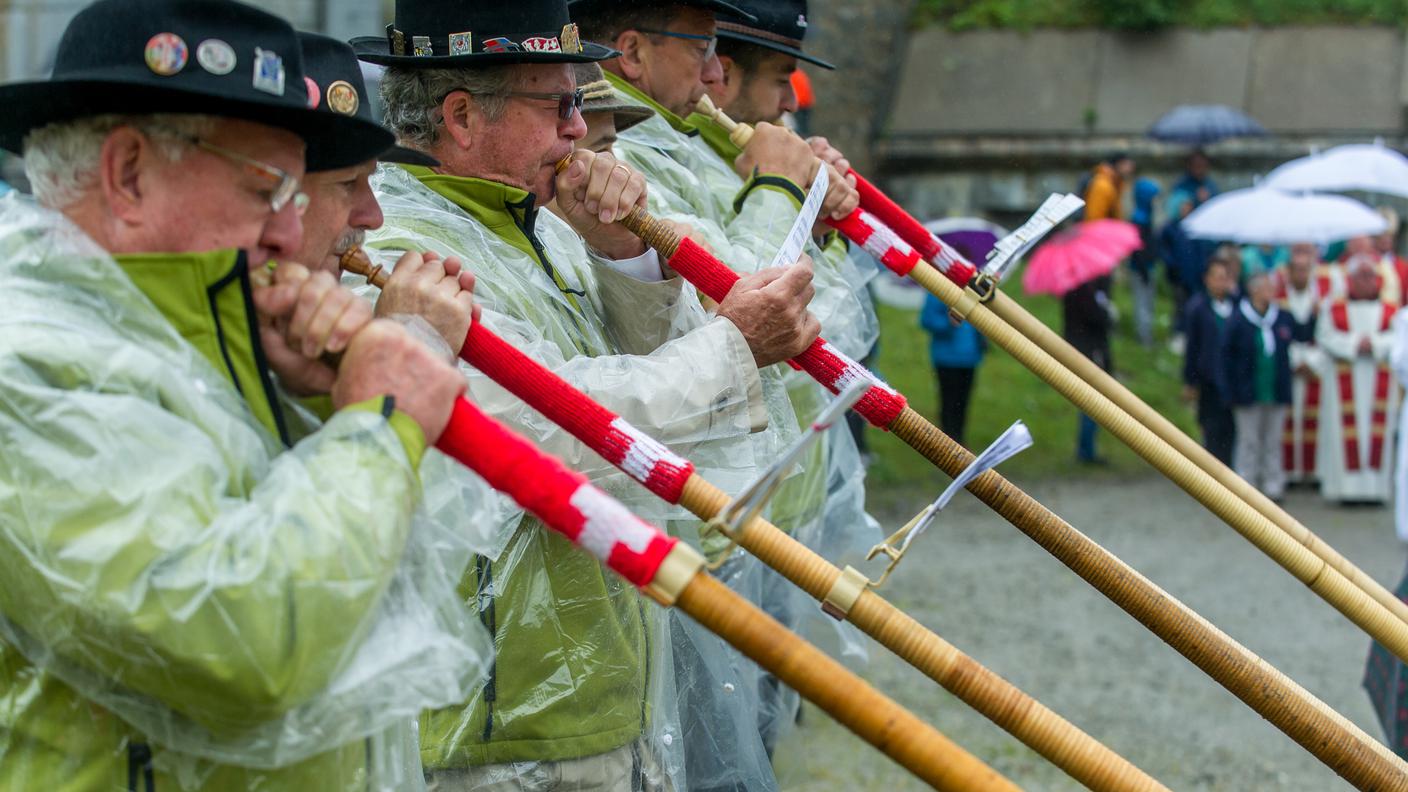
[0,196,488,790]
[366,167,787,769]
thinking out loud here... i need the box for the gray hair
[22,113,216,209]
[380,66,515,149]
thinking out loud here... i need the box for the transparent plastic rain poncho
[363,163,800,790]
[610,88,880,364]
[0,195,494,790]
[610,86,887,755]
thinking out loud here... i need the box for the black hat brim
[716,29,834,69]
[0,77,395,172]
[351,37,618,67]
[381,145,440,167]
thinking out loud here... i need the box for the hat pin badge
[449,31,473,56]
[195,38,236,75]
[144,32,188,76]
[326,80,360,116]
[560,23,582,54]
[252,47,285,95]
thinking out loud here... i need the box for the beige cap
[573,62,654,134]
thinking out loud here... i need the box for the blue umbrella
[1147,104,1268,146]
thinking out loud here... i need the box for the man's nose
[259,201,304,263]
[700,53,724,86]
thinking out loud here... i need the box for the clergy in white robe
[1273,244,1340,483]
[1317,256,1400,503]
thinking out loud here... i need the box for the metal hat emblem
[326,80,359,115]
[195,38,236,75]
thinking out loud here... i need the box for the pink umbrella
[1021,219,1142,297]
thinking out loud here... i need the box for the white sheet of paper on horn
[899,421,1034,553]
[770,163,830,270]
[985,194,1085,279]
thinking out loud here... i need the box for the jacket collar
[603,71,697,136]
[113,248,290,444]
[399,164,541,249]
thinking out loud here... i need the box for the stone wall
[0,0,381,82]
[867,26,1408,222]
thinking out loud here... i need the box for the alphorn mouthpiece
[693,95,753,147]
[339,246,389,289]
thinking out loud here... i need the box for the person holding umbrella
[1171,149,1218,208]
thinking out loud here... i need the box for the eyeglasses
[186,138,309,215]
[636,28,718,61]
[505,88,586,121]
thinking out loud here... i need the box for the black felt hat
[0,0,389,170]
[298,32,437,169]
[568,0,758,21]
[352,0,617,67]
[715,0,833,69]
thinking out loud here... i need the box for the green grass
[913,0,1408,31]
[861,275,1198,512]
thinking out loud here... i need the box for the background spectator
[1129,177,1161,347]
[1161,191,1215,346]
[1183,258,1238,464]
[1171,149,1218,207]
[1083,153,1135,221]
[1064,273,1115,463]
[1220,272,1297,500]
[920,294,987,446]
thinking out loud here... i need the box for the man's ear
[717,54,737,88]
[441,91,479,150]
[612,30,649,81]
[98,126,153,225]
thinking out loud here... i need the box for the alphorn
[841,140,1408,632]
[392,355,1016,790]
[343,248,1166,792]
[593,208,1408,790]
[850,169,1408,631]
[691,97,1408,650]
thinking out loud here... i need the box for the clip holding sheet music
[984,194,1086,281]
[701,379,870,568]
[860,422,1034,590]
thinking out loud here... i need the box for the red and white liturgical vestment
[1272,269,1339,482]
[1316,299,1399,502]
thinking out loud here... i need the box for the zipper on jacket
[207,252,292,447]
[476,556,497,743]
[127,742,154,792]
[505,194,595,356]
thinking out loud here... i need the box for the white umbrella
[1262,141,1408,198]
[1183,186,1387,245]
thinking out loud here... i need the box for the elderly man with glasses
[572,0,882,772]
[351,0,821,789]
[0,0,494,789]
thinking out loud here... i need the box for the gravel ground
[772,474,1408,791]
